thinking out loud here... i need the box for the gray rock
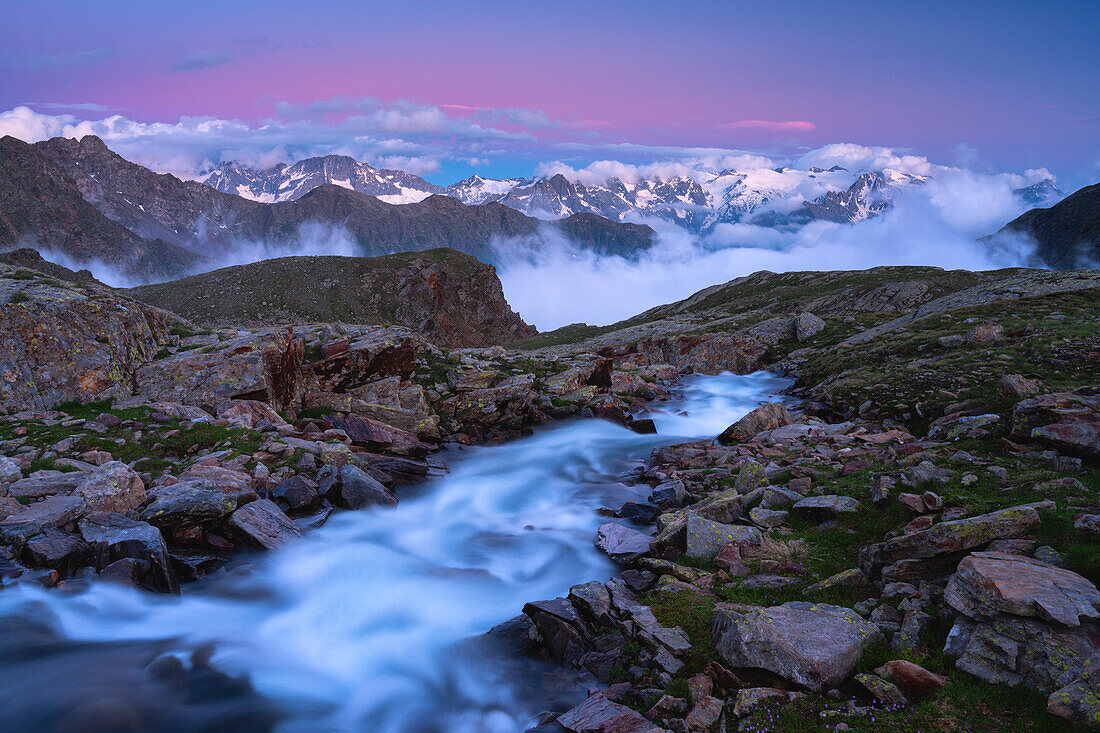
[23,528,88,574]
[6,471,81,500]
[1048,654,1100,725]
[0,456,22,484]
[72,461,146,513]
[792,494,861,519]
[759,486,803,510]
[139,479,237,531]
[270,475,320,512]
[78,511,176,593]
[557,692,664,732]
[713,602,884,691]
[795,312,826,341]
[0,495,86,544]
[332,465,396,509]
[650,479,686,506]
[749,506,789,528]
[945,551,1100,627]
[227,499,301,551]
[685,515,762,560]
[596,523,651,563]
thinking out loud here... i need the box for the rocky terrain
[0,241,1096,730]
[0,135,653,281]
[125,249,535,347]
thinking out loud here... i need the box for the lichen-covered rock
[713,601,884,691]
[685,515,762,560]
[0,270,174,410]
[859,504,1041,577]
[139,479,239,531]
[792,494,861,519]
[945,551,1100,627]
[1048,654,1100,726]
[72,461,146,514]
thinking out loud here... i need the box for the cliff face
[0,262,178,411]
[125,248,536,348]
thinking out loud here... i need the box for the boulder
[0,456,21,484]
[1011,390,1100,459]
[855,672,907,708]
[332,465,397,509]
[322,414,429,457]
[72,461,146,513]
[733,460,768,493]
[556,692,664,733]
[23,528,89,575]
[227,499,301,551]
[215,399,290,429]
[6,471,82,500]
[78,511,176,593]
[859,504,1041,577]
[522,598,589,668]
[176,464,257,506]
[1048,654,1100,725]
[139,479,238,531]
[791,495,861,519]
[269,475,321,512]
[596,523,651,563]
[794,312,826,341]
[945,552,1100,628]
[718,403,792,445]
[0,495,86,544]
[713,602,884,692]
[685,515,762,560]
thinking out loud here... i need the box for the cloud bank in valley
[494,170,1041,331]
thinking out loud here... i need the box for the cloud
[170,50,235,72]
[795,143,942,176]
[494,175,1039,330]
[718,120,816,132]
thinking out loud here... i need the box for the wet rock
[650,480,686,507]
[556,692,664,733]
[791,494,861,519]
[685,515,762,560]
[859,504,1041,577]
[332,465,397,509]
[78,511,176,593]
[596,523,651,563]
[945,551,1100,628]
[169,549,228,582]
[269,475,320,512]
[568,581,614,629]
[713,601,884,692]
[486,614,542,656]
[139,479,238,531]
[23,528,89,575]
[0,495,86,544]
[72,461,145,513]
[227,499,301,551]
[618,502,658,524]
[718,403,792,445]
[522,598,589,668]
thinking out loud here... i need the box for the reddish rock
[881,660,947,696]
[718,402,793,445]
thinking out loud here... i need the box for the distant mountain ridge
[990,182,1100,269]
[204,155,1061,233]
[0,135,654,281]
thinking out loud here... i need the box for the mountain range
[205,155,1063,233]
[0,134,1086,283]
[0,135,653,280]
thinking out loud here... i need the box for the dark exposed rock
[78,511,176,593]
[226,499,301,551]
[139,479,239,531]
[718,403,792,445]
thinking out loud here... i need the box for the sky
[1,0,1098,186]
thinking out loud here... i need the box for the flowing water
[0,372,791,732]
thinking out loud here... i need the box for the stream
[0,371,791,733]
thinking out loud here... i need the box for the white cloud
[795,143,943,177]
